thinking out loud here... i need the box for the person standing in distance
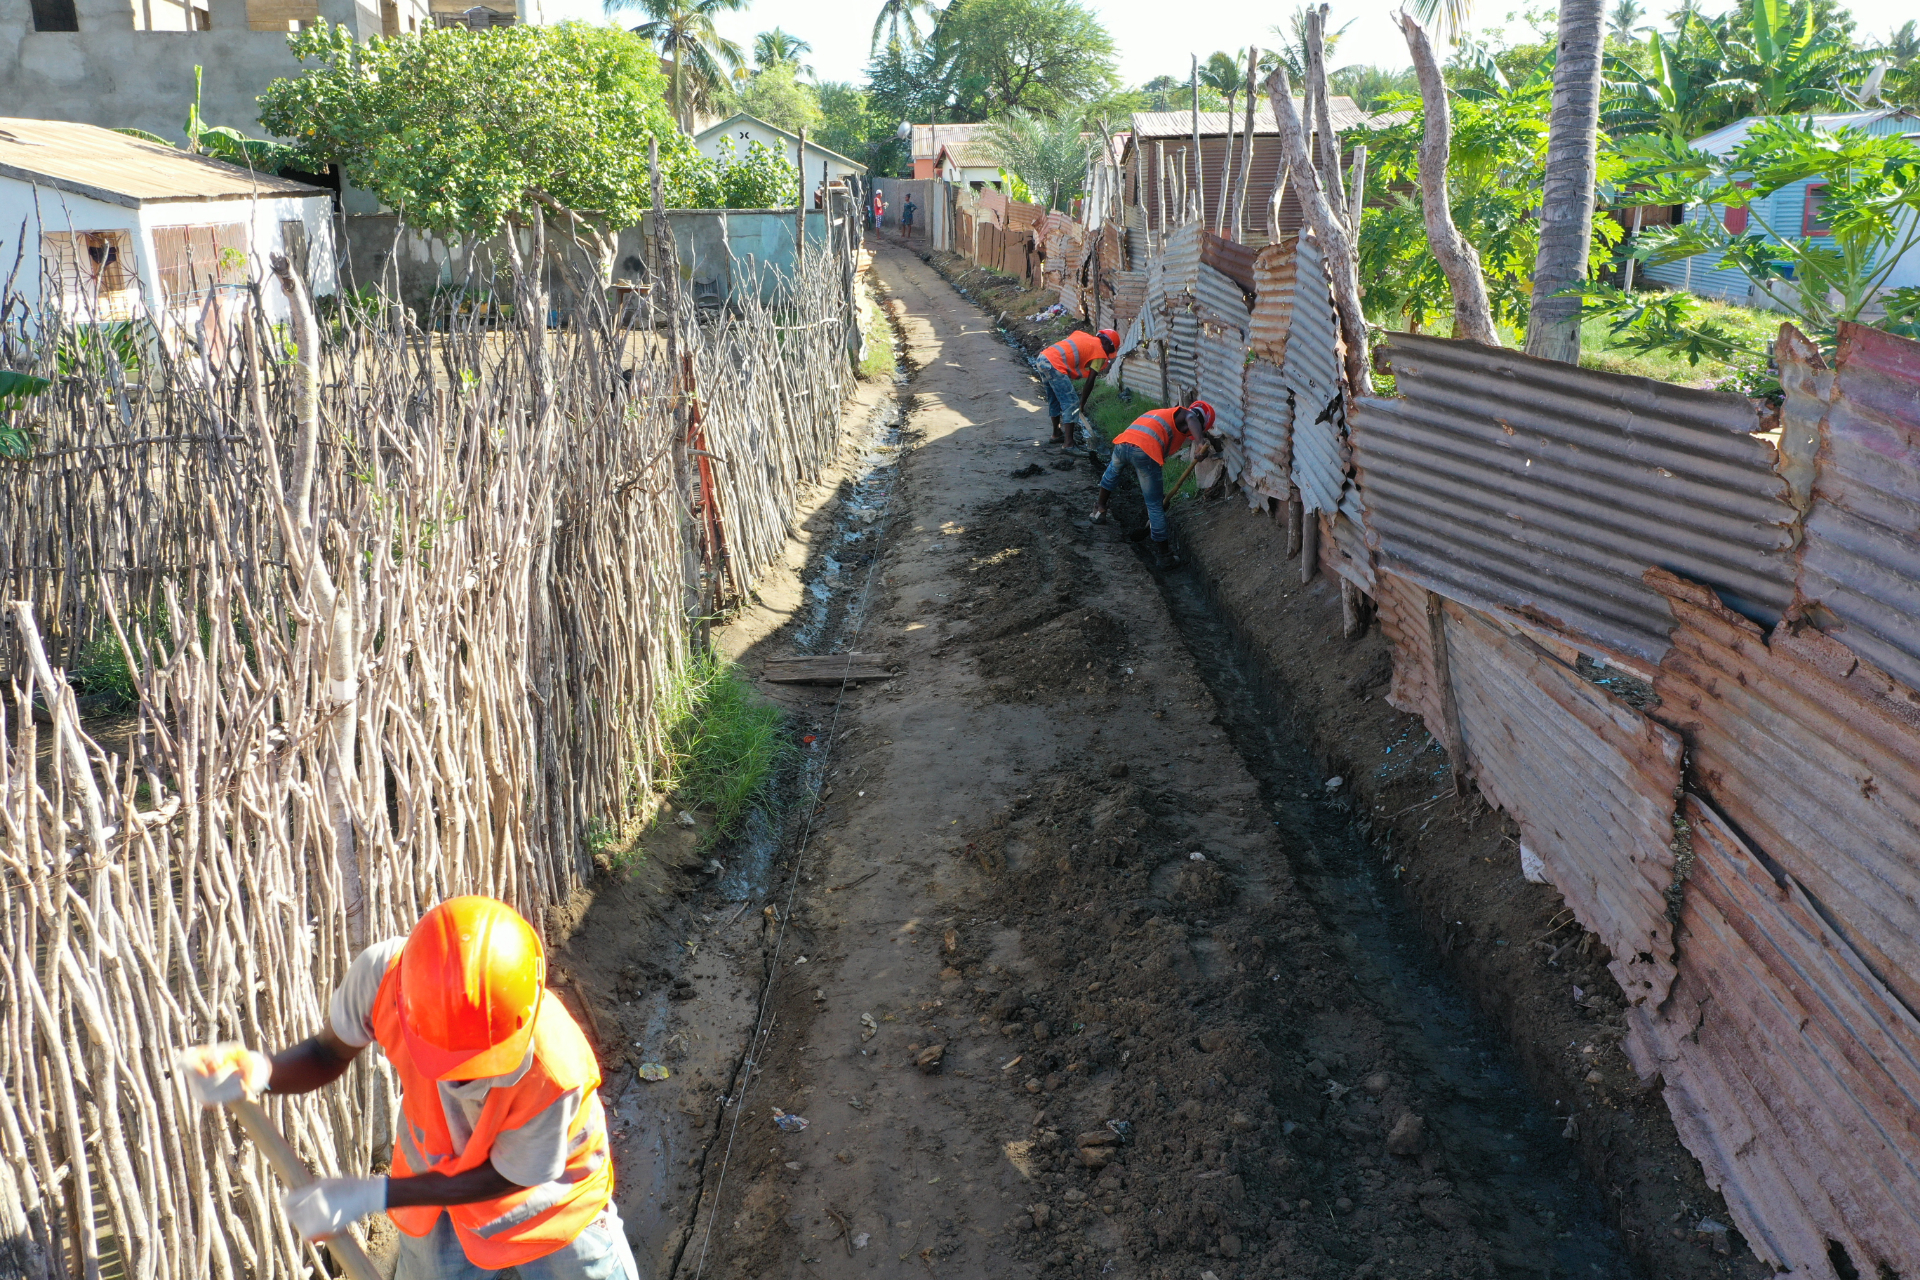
[177,896,639,1280]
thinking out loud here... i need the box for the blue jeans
[1101,442,1168,542]
[1031,358,1086,430]
[393,1201,642,1280]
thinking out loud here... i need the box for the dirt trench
[551,242,1762,1280]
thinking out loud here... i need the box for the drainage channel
[1150,559,1636,1280]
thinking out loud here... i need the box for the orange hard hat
[1187,399,1217,432]
[397,896,546,1081]
[1097,328,1120,351]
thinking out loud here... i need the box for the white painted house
[0,117,338,336]
[691,113,867,196]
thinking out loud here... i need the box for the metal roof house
[1640,107,1920,304]
[0,117,337,332]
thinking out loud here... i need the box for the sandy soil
[549,241,1770,1280]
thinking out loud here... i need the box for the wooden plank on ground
[763,654,895,684]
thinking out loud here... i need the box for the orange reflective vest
[1116,408,1193,467]
[373,961,612,1269]
[1042,330,1109,379]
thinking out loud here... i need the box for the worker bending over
[1033,327,1118,451]
[1091,399,1218,569]
[179,896,637,1280]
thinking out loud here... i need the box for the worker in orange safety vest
[1090,399,1219,569]
[1031,327,1119,452]
[178,897,637,1280]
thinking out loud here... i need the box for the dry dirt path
[624,243,1635,1280]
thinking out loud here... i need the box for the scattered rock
[1334,1197,1353,1213]
[1031,1021,1051,1042]
[1031,1203,1051,1228]
[1011,463,1045,478]
[1025,1077,1043,1094]
[1584,1069,1604,1085]
[1062,1189,1087,1204]
[1106,762,1129,778]
[1363,1072,1390,1095]
[1228,1112,1255,1132]
[1012,1214,1035,1232]
[939,966,964,981]
[1696,1219,1731,1255]
[1197,1027,1231,1053]
[1385,1112,1428,1156]
[915,1044,946,1073]
[1304,1058,1329,1080]
[1218,1233,1242,1258]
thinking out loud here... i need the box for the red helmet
[397,896,546,1081]
[1097,328,1120,352]
[1187,399,1217,432]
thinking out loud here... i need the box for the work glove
[284,1177,388,1241]
[175,1043,272,1107]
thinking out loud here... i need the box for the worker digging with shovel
[1091,398,1219,569]
[1032,326,1119,455]
[177,896,639,1280]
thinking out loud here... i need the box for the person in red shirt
[1031,327,1118,450]
[177,897,636,1280]
[1091,399,1218,569]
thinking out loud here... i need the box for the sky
[552,0,1917,87]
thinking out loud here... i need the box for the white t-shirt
[330,938,582,1187]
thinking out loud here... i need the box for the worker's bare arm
[384,1164,519,1208]
[268,1028,364,1094]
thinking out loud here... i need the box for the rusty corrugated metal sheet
[1787,321,1920,692]
[1197,322,1245,439]
[1249,237,1300,365]
[1647,566,1920,1020]
[1334,486,1375,590]
[1006,200,1043,235]
[1284,235,1345,514]
[1120,350,1163,400]
[1110,269,1146,327]
[1166,311,1198,398]
[1200,231,1257,297]
[1623,794,1920,1280]
[1443,601,1684,1004]
[1241,359,1291,500]
[1160,222,1202,299]
[1376,571,1443,738]
[1193,264,1250,332]
[1354,333,1800,668]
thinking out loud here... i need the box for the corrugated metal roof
[1444,602,1684,1004]
[1241,359,1292,501]
[1788,321,1920,693]
[1197,322,1245,439]
[0,117,324,207]
[910,121,990,161]
[1624,794,1920,1280]
[1284,235,1345,514]
[1690,106,1919,155]
[1648,566,1920,1028]
[1353,333,1800,668]
[1129,98,1372,140]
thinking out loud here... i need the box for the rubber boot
[1090,487,1112,524]
[1151,539,1183,570]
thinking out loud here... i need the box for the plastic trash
[1188,851,1206,861]
[637,1063,669,1081]
[1520,843,1552,884]
[770,1108,809,1132]
[852,1233,870,1249]
[860,1012,878,1042]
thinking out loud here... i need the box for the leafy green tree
[678,138,800,208]
[814,81,883,169]
[1199,50,1250,119]
[257,21,693,281]
[753,27,813,76]
[1714,0,1867,118]
[733,62,824,135]
[932,0,1119,118]
[1582,120,1920,363]
[610,0,748,130]
[982,110,1090,209]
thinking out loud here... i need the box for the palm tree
[1268,6,1352,82]
[1884,20,1920,67]
[753,27,813,77]
[1199,51,1247,117]
[871,0,938,55]
[608,0,748,131]
[1329,64,1419,112]
[1607,0,1649,42]
[1525,0,1606,362]
[981,112,1091,211]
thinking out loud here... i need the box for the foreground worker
[1091,399,1218,569]
[1032,327,1119,450]
[178,896,635,1280]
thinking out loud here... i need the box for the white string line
[688,389,906,1280]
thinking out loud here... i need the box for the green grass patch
[1578,298,1780,387]
[654,650,788,848]
[1084,383,1201,501]
[857,296,897,380]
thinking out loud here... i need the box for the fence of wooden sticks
[0,215,859,1280]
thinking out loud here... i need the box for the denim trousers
[392,1200,641,1280]
[1100,442,1168,542]
[1031,358,1086,428]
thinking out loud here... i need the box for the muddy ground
[549,241,1769,1280]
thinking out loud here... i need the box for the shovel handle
[228,1098,384,1280]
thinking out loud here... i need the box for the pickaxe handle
[228,1098,383,1280]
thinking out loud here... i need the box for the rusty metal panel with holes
[1196,323,1245,439]
[1241,359,1291,500]
[1285,235,1345,514]
[1333,487,1375,590]
[1110,269,1146,328]
[1249,237,1299,365]
[1376,571,1443,738]
[1443,601,1684,1005]
[1647,566,1920,1019]
[1352,333,1799,668]
[1623,795,1920,1280]
[1199,230,1257,298]
[1788,322,1920,692]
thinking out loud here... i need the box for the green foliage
[871,0,938,54]
[68,608,171,707]
[1355,76,1622,333]
[813,80,884,172]
[258,22,688,238]
[1085,384,1200,501]
[858,297,898,379]
[611,0,748,126]
[677,138,799,209]
[55,323,146,379]
[1593,121,1920,348]
[1330,64,1420,113]
[731,62,823,136]
[751,27,811,76]
[655,650,788,845]
[907,0,1119,120]
[982,110,1090,210]
[0,369,50,459]
[1571,287,1785,392]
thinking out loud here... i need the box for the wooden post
[1423,590,1472,796]
[796,128,808,265]
[1190,56,1205,224]
[1286,488,1303,558]
[1300,507,1319,584]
